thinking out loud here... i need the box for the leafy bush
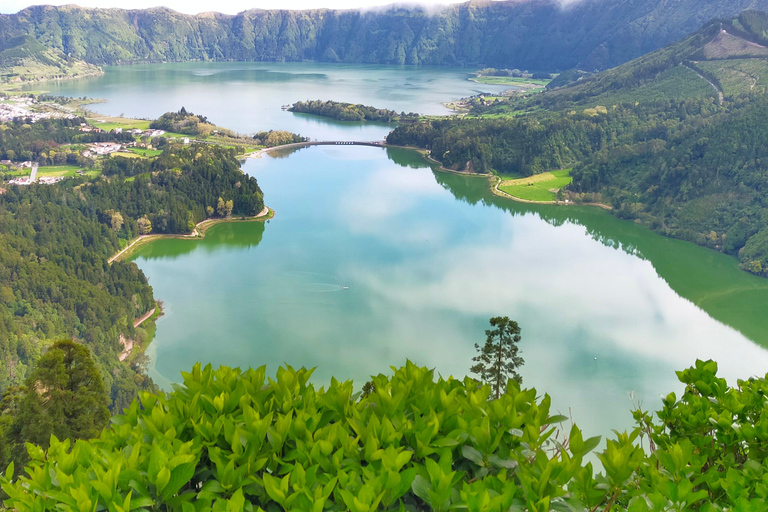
[0,362,599,511]
[3,360,767,511]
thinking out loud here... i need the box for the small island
[288,99,419,122]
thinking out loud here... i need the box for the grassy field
[499,169,572,202]
[111,151,143,159]
[38,165,99,178]
[129,148,163,157]
[694,58,768,97]
[89,117,151,131]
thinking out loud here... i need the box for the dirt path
[133,307,156,328]
[109,206,271,263]
[684,63,724,105]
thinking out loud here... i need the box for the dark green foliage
[470,317,524,400]
[252,130,307,147]
[0,340,110,470]
[150,107,209,135]
[0,117,132,165]
[388,100,712,176]
[289,100,417,122]
[0,127,264,401]
[569,94,768,276]
[3,360,768,510]
[0,362,600,511]
[2,1,768,70]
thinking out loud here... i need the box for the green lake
[131,145,768,439]
[47,61,768,439]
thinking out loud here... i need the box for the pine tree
[3,340,110,467]
[470,317,524,399]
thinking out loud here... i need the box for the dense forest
[289,100,417,123]
[0,121,265,406]
[2,0,768,70]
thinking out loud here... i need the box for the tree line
[289,100,418,123]
[387,91,768,277]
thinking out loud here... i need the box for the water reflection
[131,145,768,442]
[431,168,768,346]
[134,221,266,261]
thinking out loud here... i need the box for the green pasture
[499,169,572,202]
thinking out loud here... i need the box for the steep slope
[2,0,768,70]
[539,12,768,107]
[0,35,102,83]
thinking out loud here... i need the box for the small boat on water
[343,286,349,290]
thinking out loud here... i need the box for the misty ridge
[2,0,768,70]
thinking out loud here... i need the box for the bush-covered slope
[0,35,101,83]
[2,0,768,70]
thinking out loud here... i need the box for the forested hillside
[0,123,264,406]
[0,35,101,83]
[2,0,768,70]
[389,10,768,279]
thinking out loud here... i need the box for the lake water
[131,145,768,440]
[49,61,768,439]
[35,61,506,140]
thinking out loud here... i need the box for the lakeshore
[109,206,273,263]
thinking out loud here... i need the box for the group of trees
[0,117,131,164]
[289,100,417,123]
[0,340,110,470]
[476,68,551,80]
[252,130,307,147]
[149,107,211,135]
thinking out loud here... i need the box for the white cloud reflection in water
[134,145,768,441]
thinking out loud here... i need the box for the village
[1,112,192,185]
[0,95,78,123]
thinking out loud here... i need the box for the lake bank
[110,206,273,263]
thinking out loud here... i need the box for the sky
[1,0,578,16]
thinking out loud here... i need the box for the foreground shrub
[2,360,768,511]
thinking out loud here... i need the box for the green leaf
[462,445,485,465]
[581,436,602,454]
[412,475,433,504]
[160,461,196,501]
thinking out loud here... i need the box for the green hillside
[389,10,768,279]
[536,11,768,109]
[1,0,768,70]
[0,35,102,84]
